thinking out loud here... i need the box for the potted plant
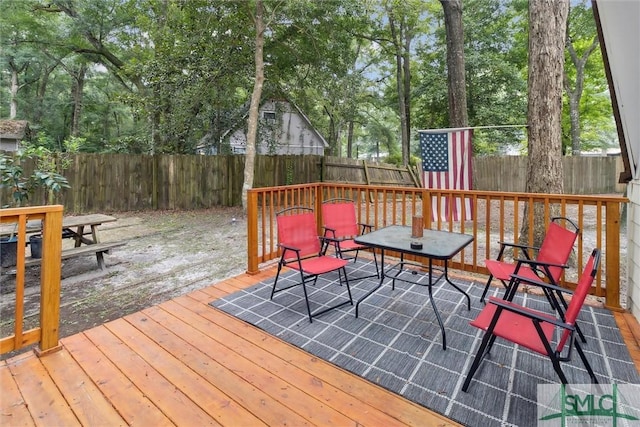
[1,151,70,266]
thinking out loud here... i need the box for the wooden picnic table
[1,213,115,240]
[1,213,124,270]
[58,214,118,247]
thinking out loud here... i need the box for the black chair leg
[341,267,353,305]
[271,262,285,299]
[480,275,494,303]
[462,331,493,392]
[549,354,569,384]
[302,290,313,322]
[575,341,598,383]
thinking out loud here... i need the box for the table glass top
[354,225,473,259]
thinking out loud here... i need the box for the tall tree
[564,1,600,155]
[362,1,424,166]
[273,1,372,158]
[440,0,468,127]
[523,0,569,245]
[1,0,51,119]
[415,0,528,155]
[383,0,424,166]
[62,61,88,137]
[242,0,266,210]
[386,2,410,165]
[35,1,143,91]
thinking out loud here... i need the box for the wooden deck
[1,266,463,427]
[2,267,640,427]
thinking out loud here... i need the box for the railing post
[605,201,621,309]
[421,189,430,228]
[246,190,259,275]
[37,205,64,355]
[315,184,324,235]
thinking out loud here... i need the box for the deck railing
[0,192,626,357]
[247,183,627,309]
[1,205,63,355]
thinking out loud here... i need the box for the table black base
[355,251,470,350]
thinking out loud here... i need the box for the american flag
[419,128,473,221]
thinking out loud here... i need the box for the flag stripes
[419,129,473,221]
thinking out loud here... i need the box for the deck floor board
[39,349,127,426]
[3,267,639,427]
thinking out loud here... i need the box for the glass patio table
[354,225,473,350]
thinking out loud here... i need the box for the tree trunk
[395,52,409,166]
[403,25,412,163]
[70,64,87,137]
[565,33,599,155]
[242,0,265,211]
[10,67,18,119]
[440,0,468,127]
[387,10,409,166]
[521,0,569,246]
[35,69,51,124]
[567,91,581,155]
[347,120,354,158]
[324,105,338,156]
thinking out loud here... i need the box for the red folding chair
[462,248,601,391]
[321,198,379,280]
[481,216,579,303]
[271,207,353,322]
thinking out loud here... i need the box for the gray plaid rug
[210,260,640,427]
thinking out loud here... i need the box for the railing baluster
[246,183,627,309]
[1,205,63,355]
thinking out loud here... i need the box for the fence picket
[0,153,625,213]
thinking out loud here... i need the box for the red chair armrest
[514,258,568,270]
[495,241,539,260]
[488,297,574,330]
[509,273,574,296]
[358,223,374,233]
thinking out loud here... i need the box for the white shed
[198,98,328,156]
[0,120,30,152]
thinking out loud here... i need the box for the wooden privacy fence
[473,155,625,194]
[322,156,420,187]
[246,183,627,310]
[0,153,625,213]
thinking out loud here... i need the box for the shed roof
[0,120,30,139]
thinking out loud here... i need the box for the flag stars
[420,132,449,172]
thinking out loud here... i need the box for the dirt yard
[0,207,248,351]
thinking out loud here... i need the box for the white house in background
[595,0,640,323]
[0,120,30,152]
[197,98,328,156]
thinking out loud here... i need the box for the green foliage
[15,135,79,205]
[1,0,617,160]
[0,152,70,208]
[384,152,403,167]
[414,0,528,155]
[561,0,615,154]
[0,155,30,208]
[285,158,294,185]
[257,101,284,155]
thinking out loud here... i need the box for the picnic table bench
[24,241,126,270]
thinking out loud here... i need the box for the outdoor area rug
[210,260,640,427]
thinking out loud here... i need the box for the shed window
[263,111,276,122]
